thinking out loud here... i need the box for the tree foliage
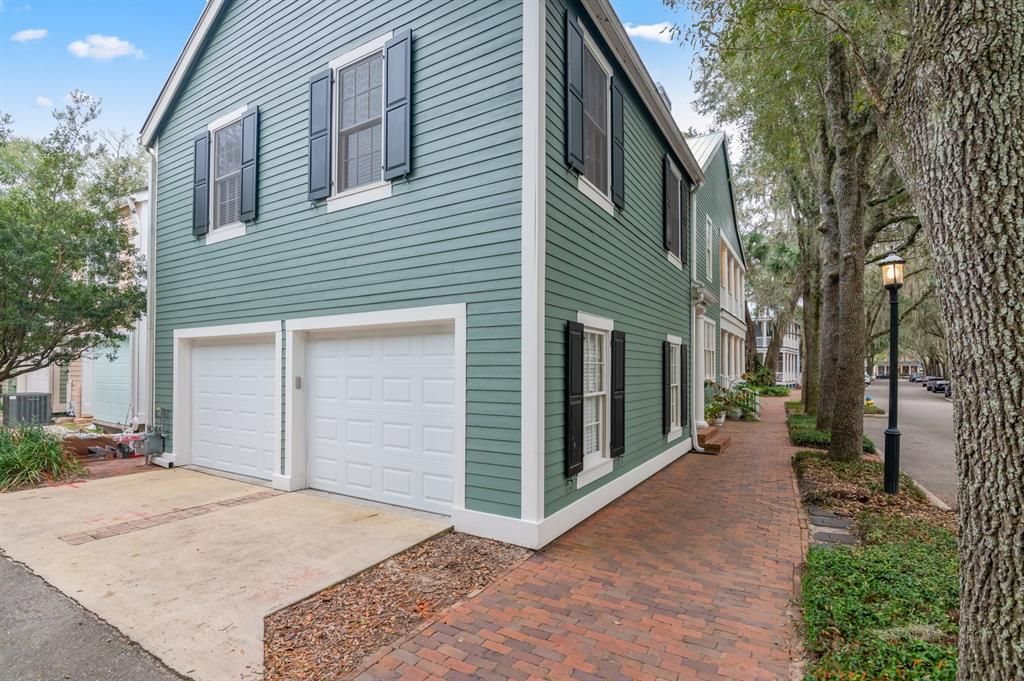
[0,92,146,384]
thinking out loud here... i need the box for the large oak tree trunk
[823,41,871,462]
[875,2,1024,675]
[816,120,841,431]
[800,221,821,413]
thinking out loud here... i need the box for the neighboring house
[873,355,921,377]
[754,316,802,386]
[81,191,152,428]
[139,0,709,548]
[686,133,747,390]
[14,363,79,414]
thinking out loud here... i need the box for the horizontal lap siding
[543,0,692,517]
[154,0,523,517]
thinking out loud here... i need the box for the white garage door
[190,339,277,480]
[306,325,456,514]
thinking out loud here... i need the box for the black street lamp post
[879,253,906,494]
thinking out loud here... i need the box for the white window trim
[705,214,714,279]
[204,104,248,245]
[575,20,615,215]
[666,334,683,442]
[575,311,614,490]
[665,159,683,263]
[327,31,393,209]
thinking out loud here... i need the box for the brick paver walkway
[358,397,806,681]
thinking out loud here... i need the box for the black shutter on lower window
[662,341,672,435]
[663,155,678,257]
[383,29,412,180]
[610,78,625,208]
[239,106,259,222]
[610,330,625,457]
[192,132,210,237]
[681,344,689,426]
[564,11,584,173]
[307,69,332,201]
[565,320,585,477]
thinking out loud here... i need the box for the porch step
[697,426,719,447]
[702,435,731,454]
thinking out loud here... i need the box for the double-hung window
[337,53,383,192]
[704,320,717,381]
[576,312,615,488]
[577,30,614,213]
[212,119,242,229]
[705,215,714,280]
[669,340,681,432]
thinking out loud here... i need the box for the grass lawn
[795,450,958,680]
[787,411,876,453]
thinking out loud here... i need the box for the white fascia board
[284,304,465,332]
[173,321,279,340]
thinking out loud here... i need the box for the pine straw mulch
[263,531,531,681]
[793,449,957,534]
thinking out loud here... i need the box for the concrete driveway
[0,468,449,680]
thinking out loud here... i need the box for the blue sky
[0,0,714,141]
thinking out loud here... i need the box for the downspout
[144,141,158,435]
[688,179,711,454]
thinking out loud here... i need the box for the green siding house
[141,0,710,548]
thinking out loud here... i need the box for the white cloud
[67,34,143,61]
[11,27,46,42]
[623,22,674,44]
[34,95,52,108]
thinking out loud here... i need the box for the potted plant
[705,400,726,426]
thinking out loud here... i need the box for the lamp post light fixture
[879,253,906,494]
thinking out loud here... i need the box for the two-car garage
[173,307,464,517]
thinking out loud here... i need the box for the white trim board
[454,437,692,549]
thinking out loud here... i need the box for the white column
[694,308,707,428]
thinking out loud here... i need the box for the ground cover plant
[0,427,83,491]
[787,411,875,453]
[795,449,958,679]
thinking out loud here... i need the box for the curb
[909,476,952,511]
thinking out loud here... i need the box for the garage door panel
[190,340,276,481]
[307,327,456,514]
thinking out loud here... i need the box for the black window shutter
[383,29,412,180]
[307,69,332,201]
[564,12,584,173]
[192,132,210,237]
[610,77,625,208]
[681,344,689,426]
[681,177,691,265]
[662,340,672,435]
[610,330,625,457]
[565,320,585,477]
[239,106,259,222]
[663,155,678,257]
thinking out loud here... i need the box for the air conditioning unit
[2,393,51,427]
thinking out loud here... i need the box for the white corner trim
[328,31,393,71]
[667,333,682,345]
[171,321,281,471]
[576,457,614,489]
[520,0,547,525]
[577,174,615,216]
[453,436,692,549]
[207,104,248,132]
[577,311,614,331]
[204,221,246,245]
[326,181,392,212]
[285,303,466,333]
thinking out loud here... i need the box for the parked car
[926,376,946,392]
[932,378,950,394]
[922,375,939,388]
[909,372,925,382]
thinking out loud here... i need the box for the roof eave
[581,0,704,185]
[139,0,228,147]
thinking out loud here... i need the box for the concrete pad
[0,468,450,680]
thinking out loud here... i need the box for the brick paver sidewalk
[358,397,807,681]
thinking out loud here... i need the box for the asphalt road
[0,555,184,681]
[862,377,957,508]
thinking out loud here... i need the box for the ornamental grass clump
[0,427,83,491]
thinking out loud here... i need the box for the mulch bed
[795,450,956,533]
[263,530,531,681]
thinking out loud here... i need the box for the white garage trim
[277,304,467,515]
[169,322,282,470]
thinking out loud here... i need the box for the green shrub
[784,400,804,414]
[803,513,958,680]
[787,413,875,453]
[0,427,84,491]
[754,385,791,397]
[741,363,776,388]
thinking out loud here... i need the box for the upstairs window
[582,43,610,195]
[337,53,384,192]
[212,118,243,229]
